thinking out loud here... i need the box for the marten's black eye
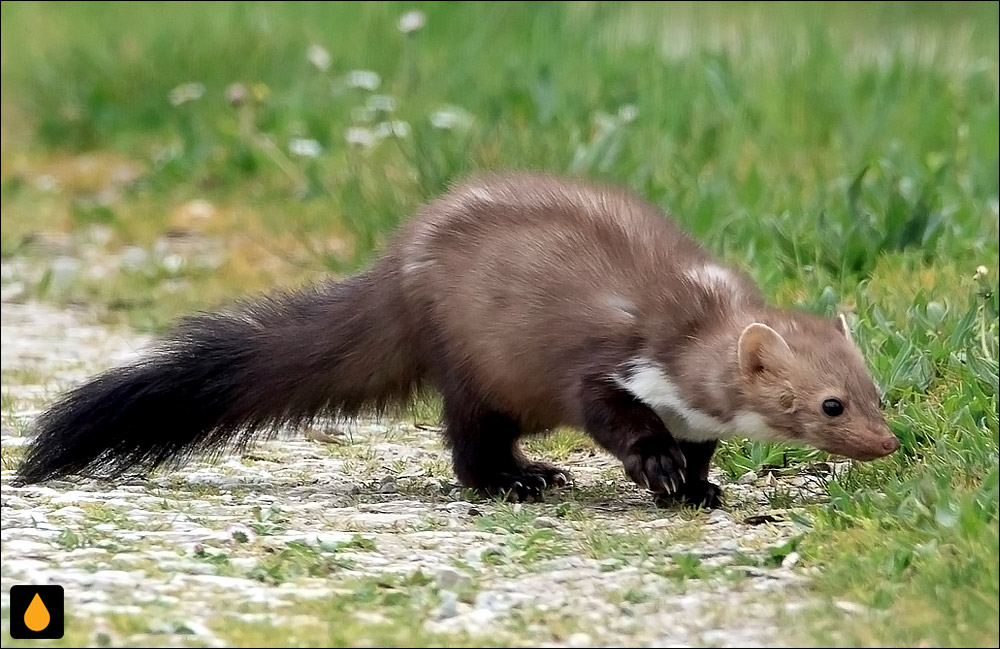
[822,398,844,417]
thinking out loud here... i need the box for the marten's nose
[883,436,900,454]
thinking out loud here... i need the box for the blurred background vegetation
[1,2,997,646]
[1,1,997,328]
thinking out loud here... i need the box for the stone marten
[15,172,900,507]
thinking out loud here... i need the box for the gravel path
[1,296,820,647]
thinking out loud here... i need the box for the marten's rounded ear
[834,313,853,343]
[738,323,792,378]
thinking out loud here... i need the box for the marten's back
[388,173,758,428]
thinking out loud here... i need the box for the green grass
[1,1,998,647]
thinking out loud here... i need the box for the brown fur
[394,173,741,428]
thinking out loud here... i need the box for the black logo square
[9,585,64,639]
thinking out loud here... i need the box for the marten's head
[736,314,900,461]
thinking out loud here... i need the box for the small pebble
[433,590,459,619]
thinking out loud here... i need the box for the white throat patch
[614,358,784,443]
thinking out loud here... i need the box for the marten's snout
[830,423,901,462]
[860,425,901,460]
[881,435,901,455]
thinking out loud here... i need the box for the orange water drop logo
[24,592,51,632]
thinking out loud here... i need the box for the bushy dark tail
[15,260,422,484]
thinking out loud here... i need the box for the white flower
[161,254,186,274]
[289,138,322,158]
[352,96,397,123]
[398,10,426,34]
[374,120,410,138]
[344,70,381,91]
[366,94,396,113]
[168,82,205,106]
[346,126,377,148]
[226,83,248,106]
[307,44,331,71]
[617,104,638,123]
[430,106,473,131]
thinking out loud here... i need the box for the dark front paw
[654,479,723,509]
[623,436,687,497]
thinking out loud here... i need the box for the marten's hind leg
[442,385,568,502]
[516,451,571,492]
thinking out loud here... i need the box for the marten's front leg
[653,440,723,509]
[580,376,690,500]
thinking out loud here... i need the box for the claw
[552,473,568,487]
[501,481,525,502]
[679,471,687,484]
